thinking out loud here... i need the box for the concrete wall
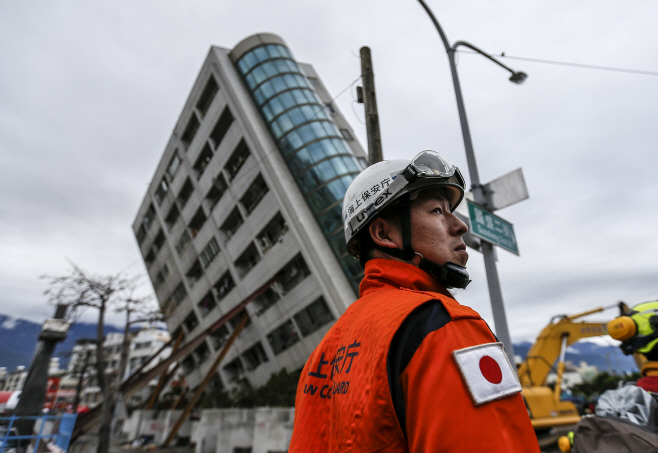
[123,407,294,453]
[126,410,193,445]
[251,408,294,453]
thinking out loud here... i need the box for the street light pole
[417,0,527,362]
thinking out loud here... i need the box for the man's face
[408,189,469,267]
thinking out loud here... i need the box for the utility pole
[359,46,383,164]
[417,0,528,363]
[14,305,70,436]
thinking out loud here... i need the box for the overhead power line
[458,50,658,77]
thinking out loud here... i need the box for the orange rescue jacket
[289,259,539,453]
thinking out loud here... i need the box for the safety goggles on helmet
[398,151,465,209]
[402,150,462,181]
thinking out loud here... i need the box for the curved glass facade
[235,43,363,294]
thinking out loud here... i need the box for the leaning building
[132,34,367,390]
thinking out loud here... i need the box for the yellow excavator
[518,302,643,436]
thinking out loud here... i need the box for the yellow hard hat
[557,434,572,452]
[612,301,658,356]
[607,316,636,341]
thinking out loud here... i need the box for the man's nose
[450,212,468,236]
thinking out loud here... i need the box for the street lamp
[417,0,528,362]
[452,41,528,85]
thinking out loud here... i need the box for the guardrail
[0,413,77,453]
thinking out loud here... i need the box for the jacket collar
[359,259,452,297]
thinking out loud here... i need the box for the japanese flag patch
[452,342,522,406]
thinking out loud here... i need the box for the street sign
[483,168,529,211]
[467,200,519,255]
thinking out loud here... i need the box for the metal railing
[0,413,77,453]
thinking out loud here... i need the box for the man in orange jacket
[289,151,539,452]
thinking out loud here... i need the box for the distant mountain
[514,340,638,374]
[0,314,122,371]
[0,313,640,375]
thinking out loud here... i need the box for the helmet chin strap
[416,255,471,290]
[373,197,471,290]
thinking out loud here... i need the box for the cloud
[0,0,657,346]
[1,317,17,330]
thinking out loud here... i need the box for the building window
[234,243,261,278]
[193,142,214,179]
[188,207,207,235]
[256,212,287,253]
[144,247,156,267]
[171,282,187,304]
[165,204,180,230]
[177,178,194,209]
[186,260,203,287]
[278,254,311,294]
[242,342,268,371]
[181,355,195,373]
[152,230,165,252]
[205,173,228,209]
[136,225,147,245]
[153,271,165,291]
[253,287,281,315]
[167,151,182,180]
[210,324,229,350]
[340,128,354,141]
[143,204,156,229]
[194,341,211,364]
[219,207,244,241]
[233,446,252,453]
[240,174,269,214]
[197,289,216,316]
[200,237,220,268]
[228,308,250,330]
[175,229,191,255]
[214,271,235,301]
[294,297,334,337]
[183,311,198,332]
[196,75,219,117]
[223,357,244,382]
[267,320,300,355]
[225,139,250,181]
[209,106,234,149]
[144,249,156,267]
[181,114,200,148]
[153,263,170,291]
[154,178,169,205]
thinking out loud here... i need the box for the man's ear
[369,217,401,250]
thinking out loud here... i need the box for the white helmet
[341,150,469,289]
[342,150,465,255]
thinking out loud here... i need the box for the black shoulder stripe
[386,300,451,438]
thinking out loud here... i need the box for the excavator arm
[519,303,632,435]
[518,315,607,388]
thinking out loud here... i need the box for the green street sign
[467,200,519,255]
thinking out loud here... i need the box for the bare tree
[115,295,162,383]
[70,346,94,413]
[42,264,142,453]
[112,295,162,432]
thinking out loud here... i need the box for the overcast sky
[1,1,656,344]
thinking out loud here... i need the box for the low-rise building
[2,366,27,392]
[66,326,172,408]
